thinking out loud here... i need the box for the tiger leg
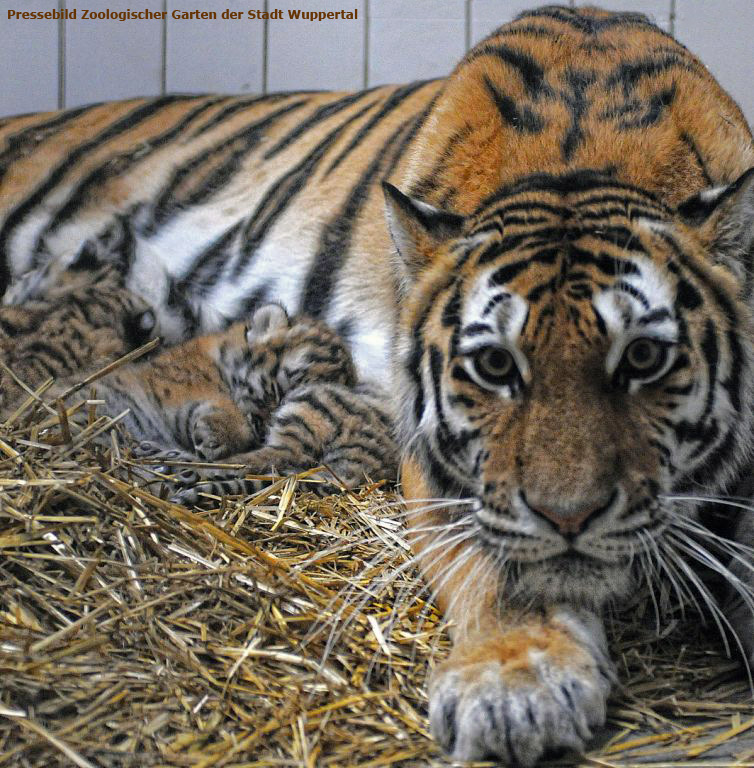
[401,455,614,765]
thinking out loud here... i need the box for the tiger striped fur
[2,5,754,764]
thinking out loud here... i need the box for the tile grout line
[669,0,676,36]
[363,0,370,89]
[160,0,167,94]
[262,0,269,94]
[57,0,66,109]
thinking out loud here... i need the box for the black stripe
[483,75,544,134]
[0,96,195,284]
[324,80,430,176]
[637,308,672,326]
[275,413,317,439]
[561,70,596,161]
[190,91,311,137]
[408,123,473,200]
[680,131,714,187]
[605,53,700,96]
[614,280,650,309]
[519,7,656,35]
[150,99,310,232]
[583,226,646,253]
[569,246,639,276]
[264,89,378,159]
[616,85,677,130]
[230,100,378,279]
[302,94,435,319]
[32,98,222,257]
[489,248,559,286]
[465,44,551,98]
[0,104,95,184]
[289,389,339,426]
[699,319,719,424]
[476,227,566,264]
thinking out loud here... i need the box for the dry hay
[1,361,754,767]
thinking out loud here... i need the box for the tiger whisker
[666,530,754,612]
[658,537,753,688]
[636,530,662,635]
[662,493,754,515]
[310,526,477,667]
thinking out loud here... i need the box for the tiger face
[386,168,754,611]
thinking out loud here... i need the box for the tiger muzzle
[522,488,619,538]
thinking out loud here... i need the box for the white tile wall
[470,0,544,43]
[65,0,163,107]
[165,0,264,94]
[368,0,465,86]
[267,0,365,92]
[675,0,754,124]
[0,0,751,127]
[0,0,59,114]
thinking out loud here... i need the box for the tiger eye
[472,346,518,388]
[625,338,661,371]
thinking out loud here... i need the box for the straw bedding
[1,360,754,767]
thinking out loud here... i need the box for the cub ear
[677,167,754,279]
[382,182,465,289]
[245,302,289,342]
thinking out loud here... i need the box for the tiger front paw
[429,609,614,765]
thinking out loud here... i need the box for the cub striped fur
[12,299,398,497]
[0,267,156,411]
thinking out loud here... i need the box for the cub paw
[191,414,228,461]
[429,611,614,765]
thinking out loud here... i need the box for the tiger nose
[523,490,616,537]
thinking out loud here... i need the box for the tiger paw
[429,609,614,765]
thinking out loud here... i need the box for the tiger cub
[45,303,352,458]
[0,268,156,413]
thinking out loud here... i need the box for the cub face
[385,169,754,610]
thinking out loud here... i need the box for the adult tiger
[2,5,754,764]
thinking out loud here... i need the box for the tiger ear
[382,182,465,289]
[677,167,754,280]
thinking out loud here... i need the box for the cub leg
[402,454,614,766]
[171,384,398,504]
[169,444,303,504]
